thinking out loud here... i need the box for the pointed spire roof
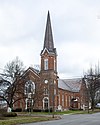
[43,11,54,52]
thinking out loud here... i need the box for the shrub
[0,109,6,113]
[2,112,17,117]
[42,108,52,112]
[0,109,7,117]
[12,108,22,112]
[33,109,42,112]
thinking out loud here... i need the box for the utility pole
[52,81,55,118]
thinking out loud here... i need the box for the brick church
[14,11,87,111]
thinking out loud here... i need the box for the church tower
[41,11,57,72]
[40,11,58,110]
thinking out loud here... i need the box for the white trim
[22,68,40,78]
[25,98,33,110]
[54,59,56,70]
[25,80,35,95]
[59,94,60,105]
[25,99,28,109]
[41,48,49,55]
[44,59,48,70]
[66,95,67,107]
[62,94,64,106]
[41,47,55,56]
[43,97,49,109]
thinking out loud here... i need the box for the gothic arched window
[43,97,49,109]
[25,80,35,95]
[44,59,48,70]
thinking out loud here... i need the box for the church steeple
[40,11,57,72]
[43,11,55,53]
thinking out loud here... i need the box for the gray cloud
[0,0,100,78]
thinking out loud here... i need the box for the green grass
[23,110,86,115]
[54,110,85,115]
[0,116,54,125]
[17,109,100,116]
[1,109,100,125]
[56,109,100,115]
[18,110,84,115]
[54,109,100,115]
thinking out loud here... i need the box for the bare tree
[84,65,100,111]
[0,57,25,110]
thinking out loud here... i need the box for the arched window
[43,97,49,109]
[44,88,48,95]
[25,80,35,95]
[44,59,48,70]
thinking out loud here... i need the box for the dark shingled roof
[58,78,82,92]
[29,67,40,74]
[44,11,54,51]
[41,11,57,55]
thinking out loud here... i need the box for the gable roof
[58,78,82,92]
[22,67,40,78]
[29,67,40,74]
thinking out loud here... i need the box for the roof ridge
[62,79,73,91]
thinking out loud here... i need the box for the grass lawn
[0,110,83,125]
[17,108,100,116]
[20,110,89,115]
[0,116,54,125]
[18,110,85,115]
[54,110,85,115]
[0,109,100,125]
[54,109,100,115]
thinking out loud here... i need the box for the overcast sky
[0,0,100,78]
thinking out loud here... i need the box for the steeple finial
[43,11,54,51]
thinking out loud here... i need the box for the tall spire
[43,11,54,52]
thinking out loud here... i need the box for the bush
[33,109,42,112]
[2,112,17,117]
[43,108,52,112]
[12,108,22,112]
[0,109,6,113]
[0,109,7,117]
